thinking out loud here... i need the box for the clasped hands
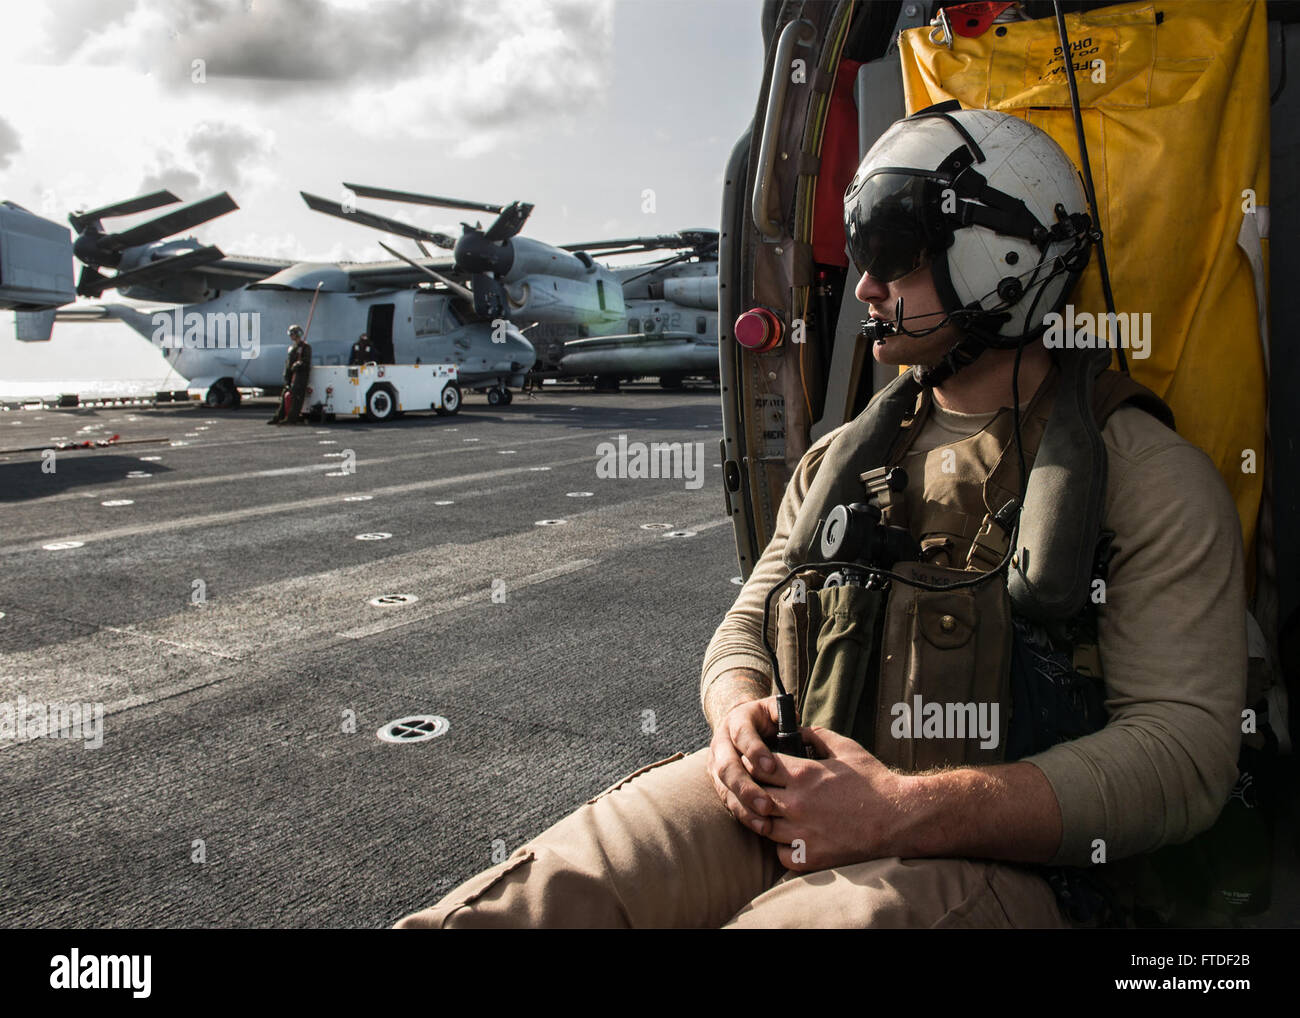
[707,695,913,872]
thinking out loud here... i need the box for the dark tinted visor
[843,171,944,282]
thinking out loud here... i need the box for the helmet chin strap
[912,334,986,387]
[910,310,1011,388]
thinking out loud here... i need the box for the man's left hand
[754,726,915,872]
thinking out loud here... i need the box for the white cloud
[23,0,614,160]
[0,115,20,170]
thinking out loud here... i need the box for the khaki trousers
[394,748,1070,929]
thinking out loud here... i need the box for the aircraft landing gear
[487,386,513,406]
[204,377,241,409]
[594,375,620,393]
[659,372,684,391]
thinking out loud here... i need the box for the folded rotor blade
[376,241,476,302]
[301,192,456,248]
[104,192,238,251]
[559,231,719,255]
[69,189,180,231]
[343,182,506,215]
[77,245,225,297]
[482,201,534,244]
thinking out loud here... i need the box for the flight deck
[0,385,734,927]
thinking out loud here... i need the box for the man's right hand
[708,696,782,836]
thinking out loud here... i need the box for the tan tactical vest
[772,364,1172,772]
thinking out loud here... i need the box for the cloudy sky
[0,0,764,386]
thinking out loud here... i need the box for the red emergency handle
[734,307,783,353]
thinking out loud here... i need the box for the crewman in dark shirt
[349,332,376,366]
[268,325,313,424]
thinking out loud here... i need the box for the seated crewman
[349,332,375,366]
[393,107,1247,929]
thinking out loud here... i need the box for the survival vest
[769,353,1173,772]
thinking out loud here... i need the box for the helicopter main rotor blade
[579,246,672,259]
[376,241,476,302]
[342,183,505,215]
[559,237,671,252]
[301,192,457,248]
[621,249,706,284]
[482,201,534,244]
[559,232,718,254]
[103,192,239,251]
[69,189,181,232]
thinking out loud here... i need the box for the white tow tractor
[306,363,461,422]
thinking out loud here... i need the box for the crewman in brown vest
[393,109,1247,928]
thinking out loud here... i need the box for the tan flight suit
[395,748,1066,928]
[394,366,1246,929]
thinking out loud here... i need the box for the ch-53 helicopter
[545,232,721,391]
[512,230,721,391]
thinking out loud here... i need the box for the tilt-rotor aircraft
[0,188,289,321]
[4,185,631,408]
[117,183,593,408]
[68,188,288,303]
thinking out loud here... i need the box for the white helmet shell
[846,106,1089,345]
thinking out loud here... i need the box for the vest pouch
[771,569,827,706]
[873,562,1012,772]
[794,582,887,746]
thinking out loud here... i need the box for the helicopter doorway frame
[366,303,395,363]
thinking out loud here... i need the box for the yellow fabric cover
[898,0,1269,565]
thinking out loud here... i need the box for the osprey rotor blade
[75,245,225,297]
[69,189,181,232]
[102,192,239,251]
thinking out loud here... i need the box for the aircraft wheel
[594,375,620,392]
[365,384,397,422]
[204,378,240,409]
[437,384,462,416]
[502,389,514,405]
[659,373,684,391]
[487,387,504,406]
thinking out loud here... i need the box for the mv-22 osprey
[4,185,628,408]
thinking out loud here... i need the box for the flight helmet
[844,102,1093,372]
